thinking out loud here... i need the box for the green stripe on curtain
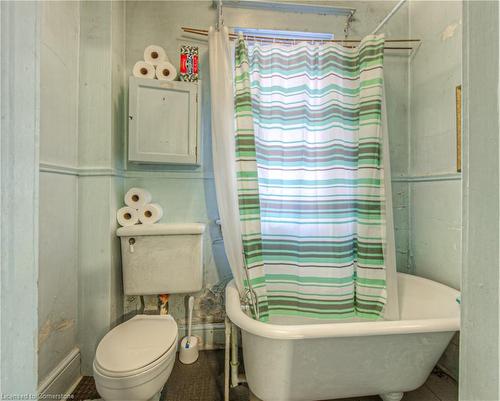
[235,34,387,320]
[235,36,269,321]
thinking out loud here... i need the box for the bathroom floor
[71,350,458,401]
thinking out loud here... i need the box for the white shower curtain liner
[208,26,246,294]
[381,93,399,321]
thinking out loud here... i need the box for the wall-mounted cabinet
[128,77,200,165]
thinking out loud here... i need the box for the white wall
[38,1,81,392]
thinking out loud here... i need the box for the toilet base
[147,391,161,401]
[96,390,161,401]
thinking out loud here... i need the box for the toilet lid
[95,315,177,374]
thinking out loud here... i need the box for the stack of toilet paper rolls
[132,45,177,81]
[117,188,164,226]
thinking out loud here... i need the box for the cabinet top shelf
[130,76,200,89]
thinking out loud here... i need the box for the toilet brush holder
[179,336,199,364]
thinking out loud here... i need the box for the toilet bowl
[93,314,178,401]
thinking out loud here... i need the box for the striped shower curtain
[234,38,270,321]
[235,35,389,320]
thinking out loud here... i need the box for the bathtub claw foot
[380,392,404,401]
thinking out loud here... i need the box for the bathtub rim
[226,273,460,340]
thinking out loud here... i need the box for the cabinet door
[129,77,199,164]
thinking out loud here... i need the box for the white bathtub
[225,273,460,401]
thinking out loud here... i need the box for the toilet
[93,223,206,401]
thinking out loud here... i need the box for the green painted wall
[77,0,126,375]
[0,1,40,395]
[38,0,81,392]
[408,0,462,380]
[409,0,462,290]
[460,1,500,399]
[37,0,128,381]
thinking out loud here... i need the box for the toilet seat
[94,315,178,377]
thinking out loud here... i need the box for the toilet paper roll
[155,61,177,81]
[144,45,167,66]
[138,203,163,224]
[117,207,139,227]
[133,61,156,79]
[124,187,152,209]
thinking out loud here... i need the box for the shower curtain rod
[372,0,407,34]
[214,0,356,16]
[181,27,420,50]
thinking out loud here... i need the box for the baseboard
[177,322,226,350]
[38,347,81,399]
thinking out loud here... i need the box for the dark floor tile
[71,350,459,401]
[425,370,458,401]
[403,385,440,401]
[327,397,380,401]
[163,350,224,401]
[70,375,99,401]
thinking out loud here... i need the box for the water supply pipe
[230,322,240,387]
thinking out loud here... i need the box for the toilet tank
[116,223,205,295]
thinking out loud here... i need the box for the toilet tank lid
[117,223,206,237]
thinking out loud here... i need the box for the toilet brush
[179,295,199,364]
[187,295,194,346]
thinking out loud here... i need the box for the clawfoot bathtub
[226,273,460,401]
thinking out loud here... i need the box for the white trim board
[40,162,460,183]
[38,348,81,398]
[39,162,214,180]
[392,173,462,183]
